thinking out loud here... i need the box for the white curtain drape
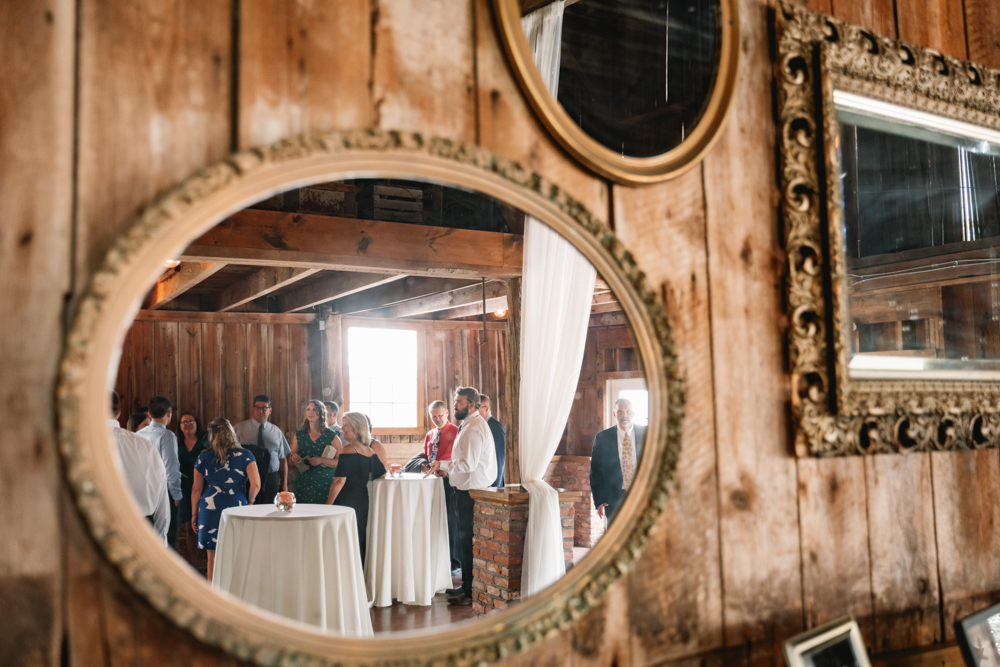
[518,2,593,596]
[520,1,565,98]
[518,221,595,596]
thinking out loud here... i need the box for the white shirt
[442,412,498,491]
[137,420,182,501]
[109,419,171,542]
[617,425,636,490]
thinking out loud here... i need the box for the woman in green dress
[290,400,342,503]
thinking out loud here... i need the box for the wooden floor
[370,574,475,633]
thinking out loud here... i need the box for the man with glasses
[590,397,645,523]
[233,395,290,505]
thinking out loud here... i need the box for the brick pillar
[549,455,605,548]
[469,487,579,616]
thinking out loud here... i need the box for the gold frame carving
[57,130,684,666]
[492,0,740,185]
[777,1,1000,457]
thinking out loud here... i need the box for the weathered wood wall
[114,313,317,437]
[4,0,1000,665]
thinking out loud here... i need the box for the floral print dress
[193,448,256,549]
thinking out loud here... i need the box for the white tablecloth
[213,504,374,637]
[366,473,452,607]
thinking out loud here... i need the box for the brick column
[549,455,605,548]
[469,487,580,616]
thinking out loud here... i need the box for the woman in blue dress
[191,417,261,580]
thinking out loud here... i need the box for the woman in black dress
[326,411,387,564]
[176,412,207,570]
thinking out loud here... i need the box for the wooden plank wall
[114,318,316,438]
[3,0,1000,665]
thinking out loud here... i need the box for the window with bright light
[347,327,418,428]
[605,378,649,428]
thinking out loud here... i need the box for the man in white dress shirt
[425,386,497,606]
[137,395,182,548]
[110,392,170,542]
[233,395,290,505]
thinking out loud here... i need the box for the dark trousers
[443,477,461,570]
[167,494,179,549]
[456,488,475,597]
[256,471,280,505]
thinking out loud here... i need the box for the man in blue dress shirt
[137,396,182,548]
[233,394,290,505]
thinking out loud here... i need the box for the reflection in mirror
[836,93,1000,376]
[109,177,647,635]
[520,0,718,157]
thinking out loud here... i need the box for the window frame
[342,319,427,437]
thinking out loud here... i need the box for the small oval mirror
[495,0,740,184]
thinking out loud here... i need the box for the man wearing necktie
[590,397,645,523]
[233,395,290,505]
[421,400,460,574]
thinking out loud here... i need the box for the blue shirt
[137,421,182,501]
[232,418,290,474]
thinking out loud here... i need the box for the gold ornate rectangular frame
[776,1,1000,456]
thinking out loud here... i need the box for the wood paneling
[9,0,1000,663]
[115,316,313,437]
[0,1,74,664]
[704,0,804,662]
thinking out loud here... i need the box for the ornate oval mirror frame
[493,0,740,185]
[58,131,683,666]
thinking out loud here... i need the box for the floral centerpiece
[274,491,296,512]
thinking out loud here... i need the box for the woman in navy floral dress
[191,417,261,580]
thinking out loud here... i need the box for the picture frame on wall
[956,602,1000,667]
[783,616,871,667]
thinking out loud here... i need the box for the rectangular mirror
[776,1,1000,455]
[836,92,1000,379]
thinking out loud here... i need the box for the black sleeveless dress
[333,450,387,564]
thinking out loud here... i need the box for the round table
[366,473,452,607]
[213,504,374,637]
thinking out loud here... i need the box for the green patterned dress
[294,427,340,503]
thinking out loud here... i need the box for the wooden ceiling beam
[215,266,321,312]
[371,280,508,319]
[279,272,407,313]
[441,295,509,320]
[179,209,523,278]
[330,277,482,315]
[143,262,227,310]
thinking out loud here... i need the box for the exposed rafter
[143,262,227,310]
[329,277,481,316]
[370,281,507,319]
[215,266,321,312]
[279,272,407,313]
[180,209,523,278]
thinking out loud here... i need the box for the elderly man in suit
[477,394,506,488]
[589,397,645,522]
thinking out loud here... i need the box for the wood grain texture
[372,0,475,141]
[896,0,966,59]
[0,0,74,657]
[797,457,874,643]
[703,0,804,659]
[614,169,724,664]
[964,0,1000,69]
[865,454,940,652]
[75,0,232,283]
[238,0,372,148]
[932,449,1000,640]
[474,0,607,217]
[831,0,896,35]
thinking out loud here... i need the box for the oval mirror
[59,132,682,664]
[494,0,739,184]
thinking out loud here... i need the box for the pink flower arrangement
[274,491,296,512]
